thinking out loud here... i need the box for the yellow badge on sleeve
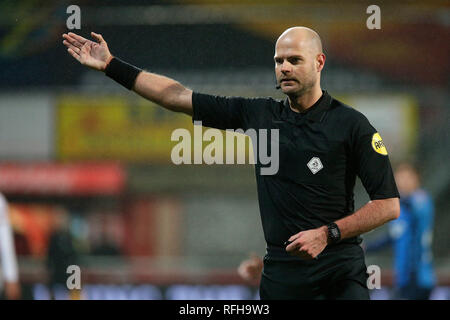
[371,132,388,155]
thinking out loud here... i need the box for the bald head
[276,26,323,55]
[273,26,325,99]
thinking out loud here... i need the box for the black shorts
[259,244,370,300]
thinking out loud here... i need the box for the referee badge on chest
[307,157,323,174]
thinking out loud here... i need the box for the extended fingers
[67,32,88,44]
[63,39,81,54]
[63,33,84,49]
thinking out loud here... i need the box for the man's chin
[281,85,298,95]
[281,84,312,97]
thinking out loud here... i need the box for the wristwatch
[327,222,341,244]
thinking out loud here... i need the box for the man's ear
[317,53,326,72]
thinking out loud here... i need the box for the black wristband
[104,57,142,90]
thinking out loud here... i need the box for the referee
[62,26,400,300]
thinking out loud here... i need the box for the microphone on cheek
[275,79,281,90]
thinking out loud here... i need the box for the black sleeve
[192,92,261,130]
[351,114,400,200]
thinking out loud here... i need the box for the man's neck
[288,86,323,113]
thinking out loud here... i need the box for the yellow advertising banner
[57,95,254,163]
[57,95,192,162]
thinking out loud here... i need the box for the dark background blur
[0,0,448,300]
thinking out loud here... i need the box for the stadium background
[0,0,449,299]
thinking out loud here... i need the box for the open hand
[62,32,113,71]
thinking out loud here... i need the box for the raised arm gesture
[63,31,193,115]
[63,32,113,71]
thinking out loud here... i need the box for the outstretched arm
[62,32,193,115]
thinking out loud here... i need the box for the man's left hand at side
[286,226,328,259]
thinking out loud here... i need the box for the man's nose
[281,61,292,73]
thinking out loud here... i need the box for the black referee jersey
[192,90,400,261]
